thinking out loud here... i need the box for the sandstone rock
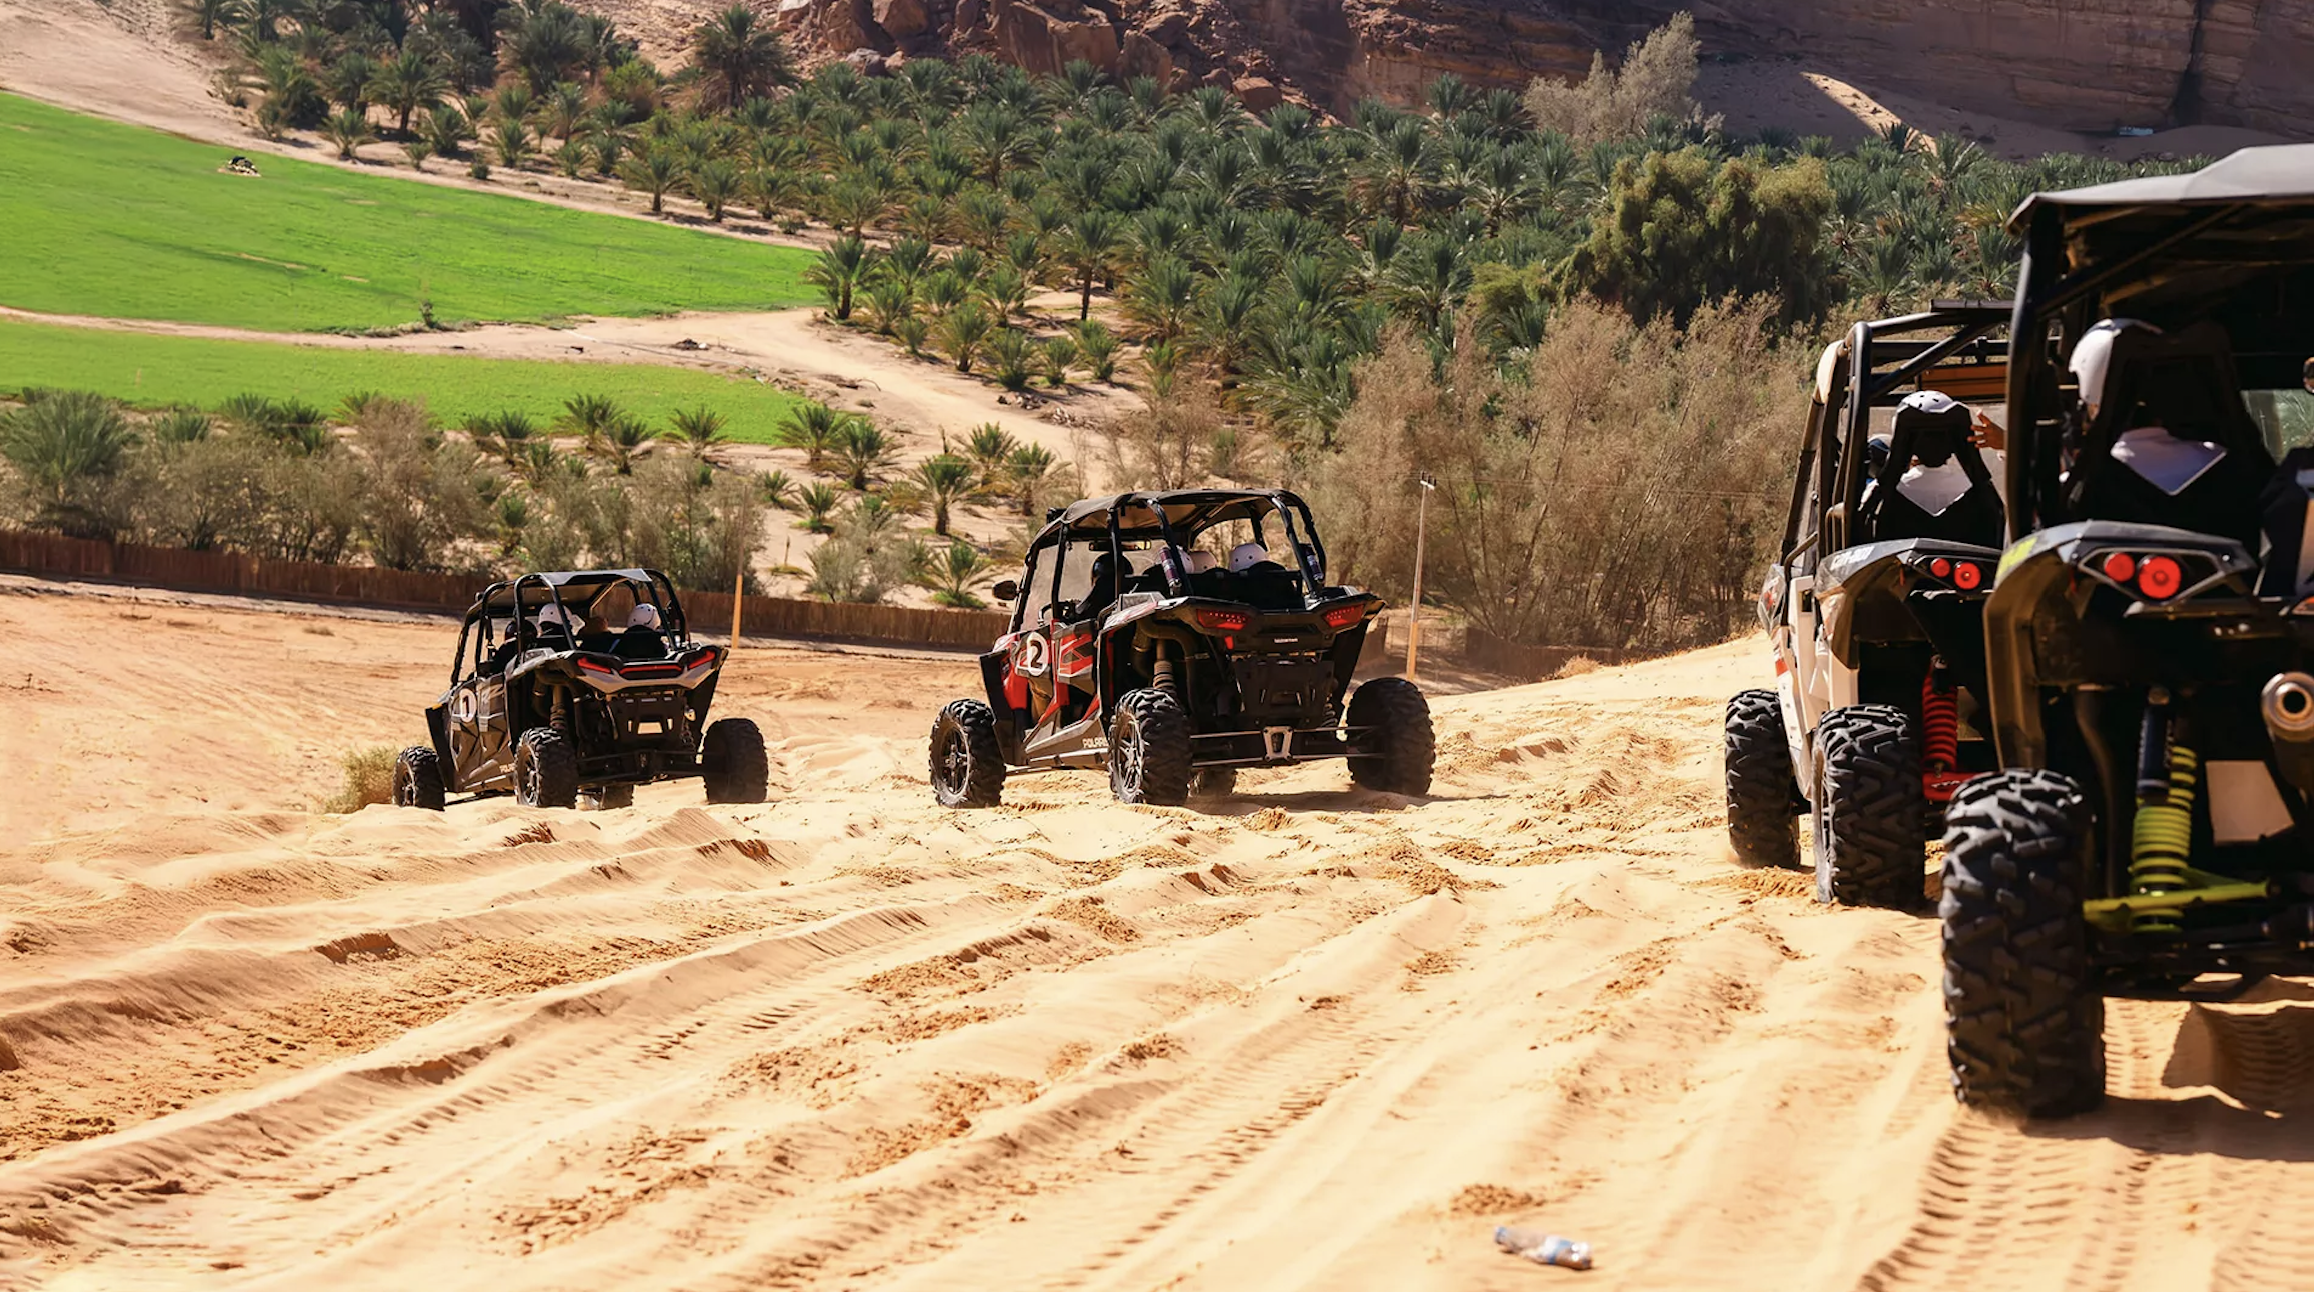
[989,0,1120,75]
[955,0,983,28]
[872,0,930,38]
[1141,8,1188,46]
[1231,75,1282,112]
[1119,29,1173,83]
[812,0,886,52]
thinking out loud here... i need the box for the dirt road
[4,591,2312,1291]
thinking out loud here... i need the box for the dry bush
[1523,12,1714,146]
[1298,296,1807,653]
[322,745,400,813]
[1100,384,1227,490]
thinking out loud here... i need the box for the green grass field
[1,318,802,443]
[0,94,814,333]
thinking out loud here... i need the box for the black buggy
[927,489,1435,807]
[390,569,769,811]
[1727,304,2013,907]
[1941,145,2314,1116]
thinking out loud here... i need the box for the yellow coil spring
[2129,743,2199,934]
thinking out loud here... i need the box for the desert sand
[6,584,2313,1291]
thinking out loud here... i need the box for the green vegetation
[0,318,801,442]
[0,93,812,332]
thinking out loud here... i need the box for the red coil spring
[1921,670,1960,773]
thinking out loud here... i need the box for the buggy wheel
[702,718,770,804]
[513,728,579,809]
[1188,765,1238,799]
[1815,704,1928,908]
[1941,769,2105,1118]
[1109,688,1193,806]
[580,783,635,811]
[1347,677,1434,795]
[391,745,446,811]
[1724,689,1800,868]
[929,699,1006,807]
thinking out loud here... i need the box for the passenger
[1077,551,1124,623]
[578,613,617,653]
[613,603,668,659]
[531,603,578,651]
[1228,542,1276,575]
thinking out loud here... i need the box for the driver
[614,603,668,658]
[1078,550,1124,623]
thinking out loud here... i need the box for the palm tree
[586,411,655,473]
[936,301,995,373]
[491,117,535,168]
[1040,335,1078,388]
[195,0,234,39]
[1073,320,1120,382]
[963,423,1017,489]
[797,481,841,532]
[618,143,684,214]
[920,541,992,608]
[423,106,474,161]
[370,48,447,136]
[0,392,134,536]
[323,107,375,160]
[690,3,795,114]
[1123,255,1197,342]
[830,419,898,489]
[691,158,740,221]
[1059,208,1123,321]
[555,393,622,441]
[773,400,842,467]
[808,235,872,321]
[756,468,797,510]
[664,406,728,459]
[986,328,1033,392]
[912,454,974,535]
[1004,443,1062,516]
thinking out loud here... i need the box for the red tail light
[1952,562,1982,591]
[1322,603,1366,629]
[1196,609,1251,632]
[1929,557,1952,578]
[577,657,617,675]
[2102,552,2137,584]
[2138,555,2184,599]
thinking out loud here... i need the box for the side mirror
[991,579,1019,601]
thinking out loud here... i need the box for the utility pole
[730,561,745,652]
[1406,475,1435,682]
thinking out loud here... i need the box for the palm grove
[6,9,2207,651]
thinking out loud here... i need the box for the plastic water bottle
[1495,1225,1593,1270]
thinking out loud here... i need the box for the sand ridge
[5,597,2314,1289]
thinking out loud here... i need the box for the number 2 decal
[1015,633,1050,676]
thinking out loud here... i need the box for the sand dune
[6,590,2314,1290]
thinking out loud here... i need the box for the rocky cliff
[777,0,2314,136]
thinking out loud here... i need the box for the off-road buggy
[927,489,1434,807]
[1940,145,2314,1116]
[391,569,769,811]
[1727,305,2014,907]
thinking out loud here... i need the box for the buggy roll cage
[2000,147,2314,542]
[1009,489,1330,632]
[1780,303,2012,567]
[449,568,686,685]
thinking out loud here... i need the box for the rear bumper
[1190,725,1366,767]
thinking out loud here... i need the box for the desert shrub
[0,390,137,537]
[1522,11,1710,146]
[805,506,928,603]
[1561,148,1836,326]
[321,745,399,812]
[1298,296,1806,653]
[1100,384,1224,490]
[351,398,493,570]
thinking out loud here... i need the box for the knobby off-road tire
[580,783,635,811]
[1347,677,1435,795]
[1816,704,1929,908]
[513,728,579,809]
[1941,769,2106,1118]
[929,699,1006,807]
[392,745,446,811]
[1109,688,1193,806]
[1188,766,1238,799]
[1723,690,1800,868]
[702,717,770,804]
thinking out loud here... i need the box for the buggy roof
[469,569,666,617]
[2005,145,2314,383]
[1042,490,1308,542]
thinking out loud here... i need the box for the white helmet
[1227,542,1267,572]
[533,604,576,631]
[1184,549,1218,574]
[627,603,662,630]
[2069,319,2162,422]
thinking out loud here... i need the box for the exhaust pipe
[2261,672,2314,794]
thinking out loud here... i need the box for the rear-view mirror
[992,579,1018,601]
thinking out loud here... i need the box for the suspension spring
[2129,742,2199,935]
[1920,670,1960,772]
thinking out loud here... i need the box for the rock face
[776,0,2314,138]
